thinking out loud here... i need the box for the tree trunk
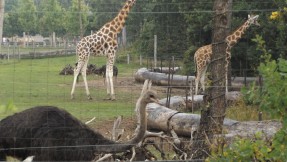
[226,0,233,88]
[0,0,5,45]
[190,0,232,159]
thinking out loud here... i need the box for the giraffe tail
[193,55,197,76]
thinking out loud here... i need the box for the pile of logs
[134,68,194,87]
[134,68,261,89]
[91,79,281,161]
[59,64,118,77]
[146,102,281,139]
[59,64,74,75]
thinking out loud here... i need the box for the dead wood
[146,103,281,139]
[135,68,261,89]
[59,64,74,75]
[152,67,181,74]
[159,91,242,112]
[134,68,194,87]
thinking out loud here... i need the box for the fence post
[185,75,189,111]
[154,35,157,68]
[244,69,247,87]
[7,44,10,60]
[18,45,20,60]
[258,111,263,121]
[259,75,263,95]
[160,58,163,73]
[127,54,130,64]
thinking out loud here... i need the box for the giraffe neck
[109,0,135,33]
[226,21,250,47]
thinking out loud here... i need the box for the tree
[210,35,287,161]
[65,0,89,37]
[190,0,231,159]
[87,0,120,31]
[38,0,66,36]
[136,0,189,58]
[181,0,280,76]
[3,0,37,36]
[0,0,4,44]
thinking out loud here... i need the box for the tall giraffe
[71,0,136,100]
[194,14,260,95]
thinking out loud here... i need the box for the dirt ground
[81,76,189,160]
[83,75,188,138]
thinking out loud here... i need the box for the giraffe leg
[194,64,201,95]
[81,62,92,100]
[71,74,78,99]
[194,76,200,95]
[71,63,81,99]
[200,75,205,93]
[105,67,111,99]
[225,68,228,93]
[226,47,231,93]
[200,66,208,93]
[104,63,116,100]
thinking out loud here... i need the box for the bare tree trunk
[190,0,232,159]
[227,0,233,89]
[0,0,5,45]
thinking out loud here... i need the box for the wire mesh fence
[0,44,265,161]
[0,0,285,160]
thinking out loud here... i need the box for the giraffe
[193,14,260,95]
[71,0,136,100]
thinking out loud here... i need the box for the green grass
[0,54,142,122]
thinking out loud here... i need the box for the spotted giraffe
[71,0,136,100]
[194,14,260,95]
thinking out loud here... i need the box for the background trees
[1,0,286,74]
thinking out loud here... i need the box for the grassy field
[0,48,266,123]
[0,54,144,122]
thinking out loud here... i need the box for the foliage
[87,0,120,31]
[208,132,272,162]
[37,0,66,36]
[2,0,287,74]
[209,35,287,161]
[4,0,37,36]
[65,0,89,37]
[182,45,197,75]
[134,0,189,59]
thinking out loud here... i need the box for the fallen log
[146,103,281,138]
[134,68,194,87]
[135,68,261,88]
[226,120,281,139]
[159,91,242,112]
[152,67,181,74]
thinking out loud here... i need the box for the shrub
[209,35,287,161]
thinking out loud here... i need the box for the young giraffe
[71,0,136,100]
[193,14,260,95]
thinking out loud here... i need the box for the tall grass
[226,98,271,121]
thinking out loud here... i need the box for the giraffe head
[125,0,136,10]
[247,14,260,27]
[128,0,136,5]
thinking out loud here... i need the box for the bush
[209,35,287,161]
